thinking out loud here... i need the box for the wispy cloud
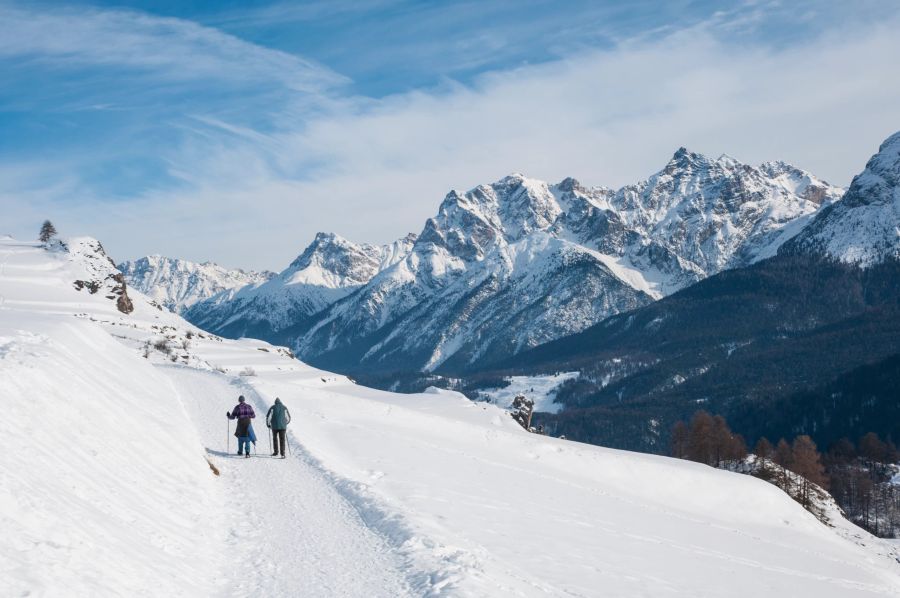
[1,1,899,270]
[0,3,345,92]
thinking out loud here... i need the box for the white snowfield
[2,237,900,598]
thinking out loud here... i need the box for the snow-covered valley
[4,237,900,597]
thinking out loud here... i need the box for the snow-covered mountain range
[183,232,417,340]
[123,133,900,377]
[136,146,843,374]
[119,255,274,313]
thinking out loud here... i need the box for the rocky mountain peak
[492,174,562,240]
[781,131,900,267]
[285,232,386,288]
[430,174,563,248]
[663,147,713,174]
[290,232,360,269]
[841,131,900,209]
[555,177,582,193]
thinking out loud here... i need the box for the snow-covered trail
[162,366,413,598]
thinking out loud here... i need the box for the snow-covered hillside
[119,254,273,312]
[783,131,900,266]
[3,236,900,597]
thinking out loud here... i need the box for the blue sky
[2,0,900,268]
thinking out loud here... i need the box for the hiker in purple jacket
[226,395,256,458]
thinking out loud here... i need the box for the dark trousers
[272,429,286,456]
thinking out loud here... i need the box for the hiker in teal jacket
[266,398,291,458]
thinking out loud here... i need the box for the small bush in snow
[239,366,257,377]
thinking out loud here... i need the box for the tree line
[671,410,899,537]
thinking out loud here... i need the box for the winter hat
[238,395,245,403]
[275,398,282,404]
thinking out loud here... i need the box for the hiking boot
[281,455,286,459]
[245,453,250,458]
[271,452,279,457]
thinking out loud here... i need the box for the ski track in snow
[164,366,414,598]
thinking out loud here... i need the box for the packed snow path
[164,366,413,597]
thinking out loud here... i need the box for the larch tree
[774,438,793,491]
[711,415,732,467]
[859,432,887,470]
[826,437,856,466]
[687,410,715,465]
[791,435,828,508]
[671,420,690,459]
[754,437,774,476]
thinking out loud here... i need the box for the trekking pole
[226,418,230,454]
[286,433,292,457]
[267,429,272,455]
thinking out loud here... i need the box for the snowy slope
[0,239,218,595]
[1,314,223,596]
[119,254,273,313]
[3,235,900,596]
[783,131,900,266]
